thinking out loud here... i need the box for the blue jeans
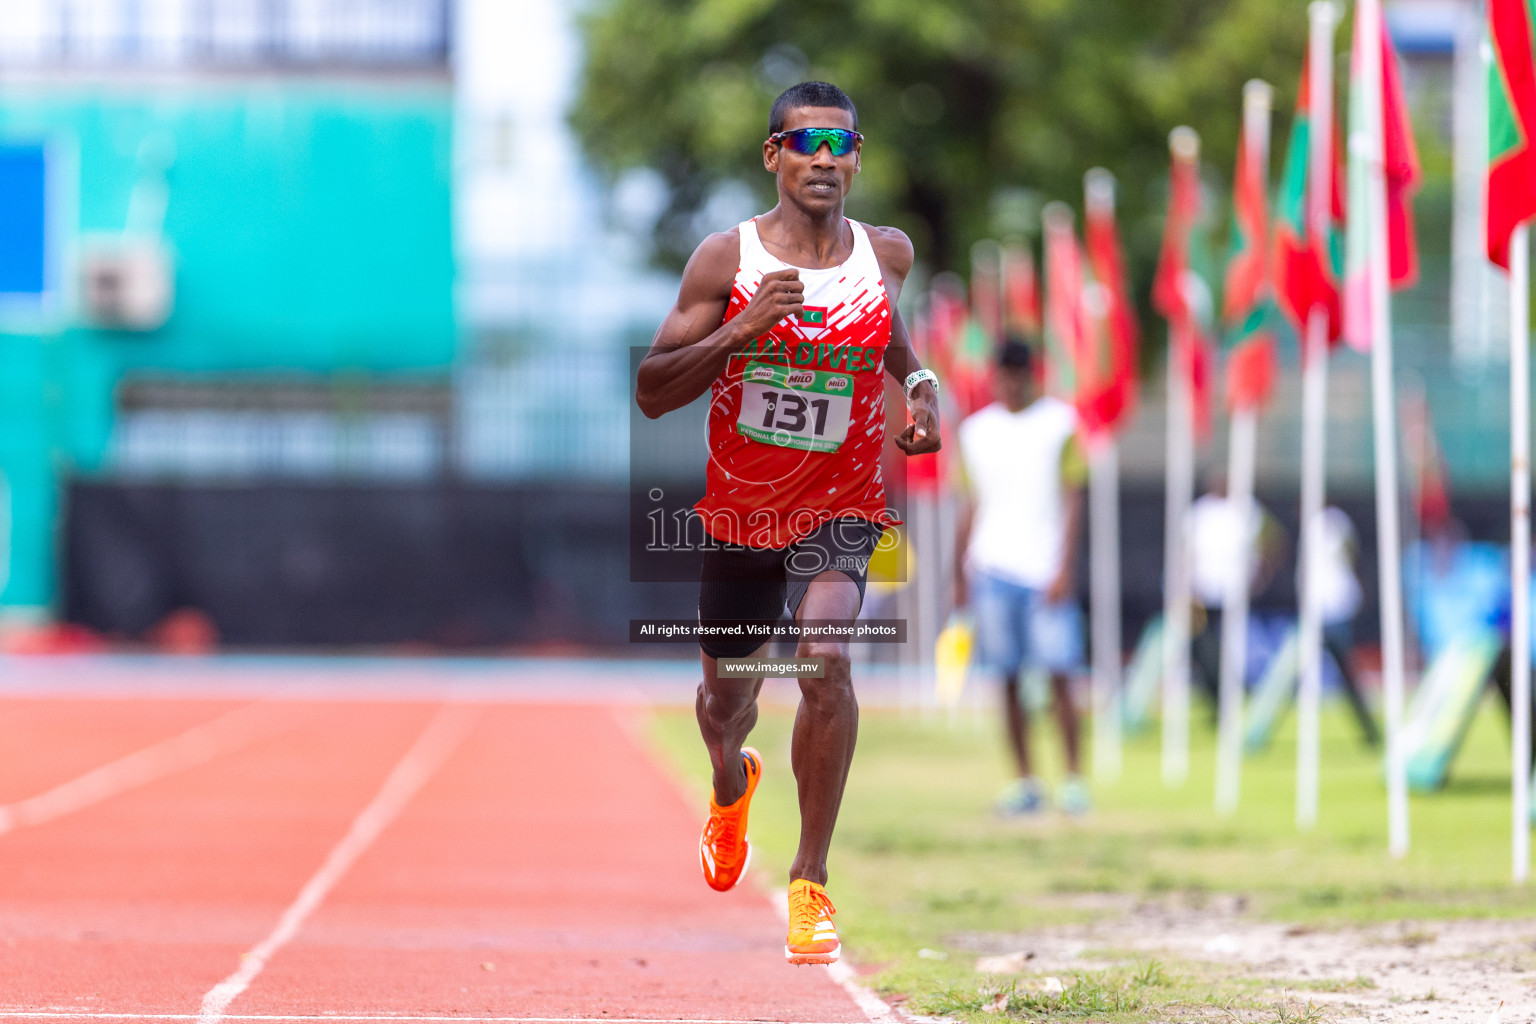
[969,569,1084,675]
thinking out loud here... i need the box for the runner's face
[765,106,860,211]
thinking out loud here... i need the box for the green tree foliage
[574,0,1309,282]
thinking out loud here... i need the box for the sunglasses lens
[782,129,856,156]
[824,132,856,156]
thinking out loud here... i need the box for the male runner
[635,81,940,964]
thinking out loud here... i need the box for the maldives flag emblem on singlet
[799,307,828,326]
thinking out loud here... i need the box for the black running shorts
[697,516,887,660]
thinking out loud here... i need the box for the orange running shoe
[700,747,762,892]
[784,879,839,964]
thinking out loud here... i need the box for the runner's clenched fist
[736,269,803,337]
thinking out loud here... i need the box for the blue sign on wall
[0,144,48,300]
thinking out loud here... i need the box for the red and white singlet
[695,217,898,549]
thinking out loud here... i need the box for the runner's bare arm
[888,308,940,454]
[866,224,940,455]
[635,231,804,419]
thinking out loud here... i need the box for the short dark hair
[768,81,858,135]
[996,338,1035,372]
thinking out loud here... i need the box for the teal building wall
[0,79,455,613]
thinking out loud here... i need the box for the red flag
[1224,338,1279,411]
[1043,204,1089,406]
[927,274,993,419]
[910,281,968,495]
[1379,22,1421,288]
[923,276,966,383]
[1343,3,1421,349]
[1082,174,1139,437]
[1152,140,1199,325]
[906,305,942,495]
[1153,131,1215,439]
[1002,244,1042,336]
[1487,0,1536,269]
[1273,52,1347,343]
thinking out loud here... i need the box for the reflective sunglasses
[769,127,863,157]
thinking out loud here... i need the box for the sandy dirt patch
[955,897,1532,1022]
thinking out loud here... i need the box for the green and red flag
[1223,86,1280,412]
[1224,120,1270,328]
[1153,131,1216,439]
[1343,2,1421,350]
[1274,52,1346,343]
[1488,0,1536,269]
[1082,175,1139,438]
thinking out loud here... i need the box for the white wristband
[903,368,938,401]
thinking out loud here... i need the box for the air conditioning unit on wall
[79,235,174,331]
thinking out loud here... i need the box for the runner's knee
[700,636,766,660]
[794,641,851,690]
[698,678,757,726]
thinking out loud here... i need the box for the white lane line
[0,1017,863,1023]
[196,704,479,1024]
[613,709,908,1024]
[0,703,288,835]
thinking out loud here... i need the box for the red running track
[0,696,876,1024]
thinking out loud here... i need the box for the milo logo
[786,371,815,388]
[750,366,776,381]
[826,376,850,392]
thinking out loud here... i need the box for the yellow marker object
[934,612,975,708]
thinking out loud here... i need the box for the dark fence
[62,480,695,649]
[62,478,1514,650]
[1110,487,1511,651]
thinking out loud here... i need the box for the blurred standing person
[954,339,1090,816]
[1308,505,1380,746]
[1187,470,1285,715]
[635,82,940,965]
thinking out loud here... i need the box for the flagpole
[1162,332,1193,788]
[914,283,947,720]
[1162,127,1200,789]
[1086,169,1125,785]
[1215,407,1257,814]
[1297,0,1338,832]
[1214,81,1273,816]
[1511,221,1530,883]
[1089,437,1123,783]
[1360,0,1411,858]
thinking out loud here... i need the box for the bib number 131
[736,363,853,453]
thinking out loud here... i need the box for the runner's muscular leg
[789,570,861,886]
[698,644,769,806]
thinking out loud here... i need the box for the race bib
[736,361,854,453]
